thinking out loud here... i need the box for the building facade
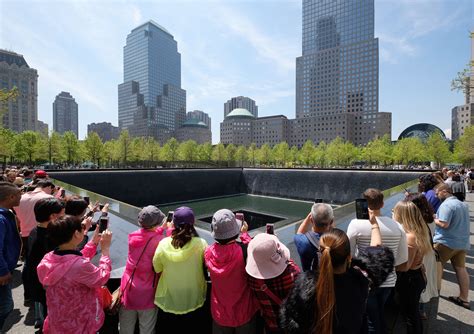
[0,49,38,132]
[187,110,211,129]
[53,91,78,137]
[118,21,186,141]
[452,104,474,140]
[224,96,258,118]
[37,120,48,135]
[175,118,212,144]
[295,0,390,145]
[87,122,119,142]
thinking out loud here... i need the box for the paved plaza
[3,194,474,333]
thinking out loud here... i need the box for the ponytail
[313,229,350,334]
[314,246,335,334]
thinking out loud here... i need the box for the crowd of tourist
[0,167,471,334]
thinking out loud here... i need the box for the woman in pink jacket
[204,209,259,334]
[119,206,171,334]
[37,215,112,334]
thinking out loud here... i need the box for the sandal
[448,296,471,310]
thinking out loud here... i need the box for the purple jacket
[120,227,169,310]
[37,242,111,334]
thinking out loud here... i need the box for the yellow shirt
[153,236,208,314]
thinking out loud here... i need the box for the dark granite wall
[49,168,427,206]
[242,169,426,204]
[49,169,245,207]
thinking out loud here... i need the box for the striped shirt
[346,216,408,287]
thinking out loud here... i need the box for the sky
[0,0,472,143]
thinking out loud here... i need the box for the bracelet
[371,226,380,229]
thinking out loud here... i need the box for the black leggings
[396,268,426,334]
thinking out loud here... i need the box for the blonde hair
[393,201,431,255]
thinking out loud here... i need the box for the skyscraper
[0,49,38,132]
[53,91,78,137]
[224,96,258,118]
[294,0,391,145]
[118,20,186,141]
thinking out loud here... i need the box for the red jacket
[204,233,259,327]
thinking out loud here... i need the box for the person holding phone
[346,188,408,334]
[204,209,258,333]
[37,215,112,334]
[294,203,334,272]
[119,206,171,334]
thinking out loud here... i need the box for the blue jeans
[367,287,392,334]
[0,282,13,330]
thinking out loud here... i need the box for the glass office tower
[294,0,390,145]
[118,21,186,139]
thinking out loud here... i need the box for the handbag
[107,236,155,315]
[98,286,113,309]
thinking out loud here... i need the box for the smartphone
[236,212,244,222]
[83,196,90,205]
[99,203,105,210]
[166,211,174,223]
[99,216,109,233]
[266,223,274,235]
[60,189,66,198]
[314,198,323,203]
[84,209,94,219]
[355,199,369,220]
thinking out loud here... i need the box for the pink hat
[245,233,290,279]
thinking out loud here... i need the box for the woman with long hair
[393,201,432,333]
[152,206,208,332]
[280,214,394,334]
[404,193,438,318]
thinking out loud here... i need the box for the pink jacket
[204,233,259,327]
[37,242,111,334]
[120,227,169,310]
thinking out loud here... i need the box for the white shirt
[346,216,408,287]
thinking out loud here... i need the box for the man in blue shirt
[294,203,334,271]
[434,183,470,310]
[0,182,22,330]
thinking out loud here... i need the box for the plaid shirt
[247,260,300,332]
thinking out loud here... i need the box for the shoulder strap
[123,236,155,292]
[258,282,283,305]
[238,242,248,263]
[304,231,320,249]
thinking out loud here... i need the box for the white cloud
[443,128,452,140]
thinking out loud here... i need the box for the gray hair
[311,203,334,227]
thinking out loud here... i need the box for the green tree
[197,142,213,162]
[16,130,42,163]
[454,125,474,166]
[362,134,392,167]
[425,132,452,168]
[392,137,426,165]
[299,140,315,166]
[247,143,257,166]
[0,128,16,164]
[178,140,198,161]
[273,142,290,167]
[235,145,247,167]
[47,132,63,164]
[289,145,299,167]
[84,132,103,166]
[225,144,237,165]
[142,137,160,165]
[161,137,179,162]
[61,131,80,164]
[326,137,359,167]
[118,130,131,164]
[212,143,226,164]
[258,143,272,166]
[0,87,19,119]
[451,65,471,100]
[314,141,327,168]
[102,140,119,167]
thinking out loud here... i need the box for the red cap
[35,170,48,178]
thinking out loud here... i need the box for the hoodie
[204,232,258,327]
[37,242,111,334]
[120,227,169,310]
